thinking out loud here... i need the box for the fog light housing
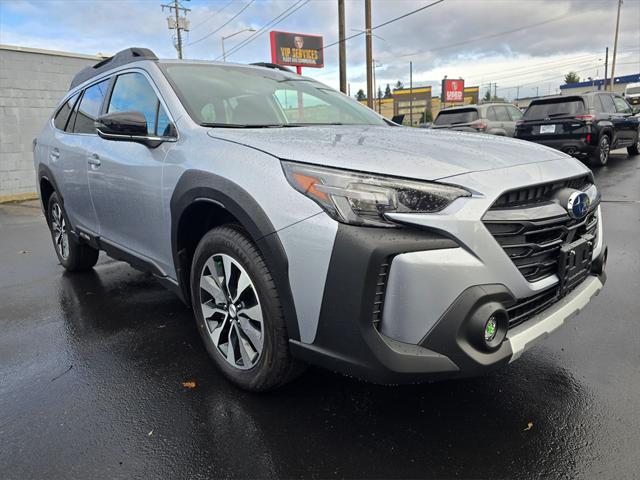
[485,316,498,342]
[466,302,509,352]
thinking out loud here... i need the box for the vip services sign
[442,78,465,103]
[270,31,324,68]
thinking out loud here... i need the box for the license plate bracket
[557,234,595,297]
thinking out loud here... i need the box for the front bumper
[288,160,606,384]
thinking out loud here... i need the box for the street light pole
[365,0,374,109]
[338,0,347,94]
[221,28,256,62]
[609,0,623,91]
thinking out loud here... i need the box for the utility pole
[365,0,374,108]
[604,47,609,90]
[536,86,539,97]
[162,0,190,59]
[493,82,497,100]
[610,0,622,91]
[409,61,413,126]
[516,85,520,100]
[338,0,347,94]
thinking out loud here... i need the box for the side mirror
[95,111,176,148]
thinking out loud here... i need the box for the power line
[185,0,255,47]
[321,0,446,51]
[190,0,235,32]
[395,11,580,59]
[219,0,310,60]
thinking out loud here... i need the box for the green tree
[483,89,491,101]
[394,80,404,90]
[356,89,366,101]
[564,72,581,84]
[420,110,433,123]
[384,84,392,98]
[377,86,383,99]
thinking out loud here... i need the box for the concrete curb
[0,192,39,204]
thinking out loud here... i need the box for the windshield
[626,86,640,95]
[434,109,478,125]
[161,63,387,127]
[524,98,585,119]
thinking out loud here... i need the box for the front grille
[485,174,598,283]
[492,175,592,209]
[507,287,560,328]
[372,261,390,330]
[484,209,598,282]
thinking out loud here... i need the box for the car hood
[207,125,568,181]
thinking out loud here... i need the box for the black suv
[515,92,640,167]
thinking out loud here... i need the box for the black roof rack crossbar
[250,62,295,73]
[70,47,158,89]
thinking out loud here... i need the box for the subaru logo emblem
[566,191,590,219]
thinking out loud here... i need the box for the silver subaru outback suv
[34,48,607,391]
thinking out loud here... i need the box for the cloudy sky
[1,0,638,99]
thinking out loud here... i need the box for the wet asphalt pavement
[1,151,639,480]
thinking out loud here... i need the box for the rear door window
[53,92,80,131]
[523,98,585,119]
[507,106,523,121]
[107,72,169,135]
[486,107,498,121]
[494,106,511,121]
[434,108,478,125]
[613,96,632,114]
[599,94,616,114]
[592,95,605,112]
[72,79,111,134]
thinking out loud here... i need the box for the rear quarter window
[524,98,585,119]
[53,93,79,131]
[434,109,478,125]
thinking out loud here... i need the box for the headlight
[282,161,471,227]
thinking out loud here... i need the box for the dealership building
[559,72,640,96]
[363,84,480,125]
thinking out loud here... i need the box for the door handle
[87,153,101,168]
[50,148,60,161]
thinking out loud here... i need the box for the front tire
[46,192,99,272]
[190,225,303,391]
[589,133,610,167]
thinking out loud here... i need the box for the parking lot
[0,151,638,479]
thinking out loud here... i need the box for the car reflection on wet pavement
[1,151,639,479]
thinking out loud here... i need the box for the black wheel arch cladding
[170,169,300,341]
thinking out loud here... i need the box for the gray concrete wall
[0,45,102,199]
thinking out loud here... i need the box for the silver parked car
[34,48,607,391]
[432,103,524,136]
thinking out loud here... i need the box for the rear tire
[46,192,99,272]
[627,135,640,156]
[589,133,610,167]
[190,225,304,391]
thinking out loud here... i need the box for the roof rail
[250,62,294,73]
[70,47,158,89]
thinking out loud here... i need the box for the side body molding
[170,169,301,341]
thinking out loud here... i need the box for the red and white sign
[443,79,465,103]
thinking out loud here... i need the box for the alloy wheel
[600,136,610,164]
[51,202,69,259]
[199,253,264,370]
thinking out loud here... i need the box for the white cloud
[1,0,638,99]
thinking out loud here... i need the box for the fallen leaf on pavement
[524,422,533,431]
[148,430,153,436]
[182,381,196,389]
